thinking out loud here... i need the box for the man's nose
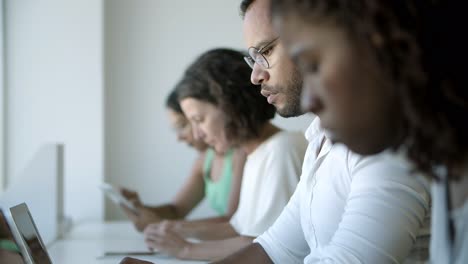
[250,64,270,85]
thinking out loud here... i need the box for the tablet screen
[10,203,52,264]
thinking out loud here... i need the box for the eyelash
[261,45,274,57]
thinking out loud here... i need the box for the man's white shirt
[255,118,431,263]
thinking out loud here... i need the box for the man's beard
[271,68,304,118]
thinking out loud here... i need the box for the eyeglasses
[244,37,279,69]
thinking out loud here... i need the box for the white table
[47,221,206,264]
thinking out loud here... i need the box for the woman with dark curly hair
[269,0,467,263]
[137,48,307,261]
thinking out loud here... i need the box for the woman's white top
[229,131,307,237]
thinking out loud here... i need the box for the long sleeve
[255,179,309,264]
[306,153,431,263]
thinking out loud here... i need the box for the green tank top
[203,148,234,215]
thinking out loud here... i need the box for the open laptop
[0,208,26,263]
[10,203,52,264]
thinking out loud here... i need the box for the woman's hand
[122,206,162,232]
[143,221,193,259]
[120,188,161,232]
[120,188,144,208]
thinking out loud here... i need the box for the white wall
[3,0,312,222]
[5,0,104,222]
[104,0,313,220]
[0,144,64,245]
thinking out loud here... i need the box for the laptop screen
[0,209,25,263]
[10,203,52,264]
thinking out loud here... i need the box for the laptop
[10,203,52,264]
[0,208,26,263]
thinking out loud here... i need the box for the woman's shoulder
[269,130,307,146]
[264,130,308,156]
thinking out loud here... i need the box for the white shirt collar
[304,117,322,143]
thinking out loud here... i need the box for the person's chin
[276,102,304,118]
[195,145,207,152]
[270,97,284,110]
[323,127,387,155]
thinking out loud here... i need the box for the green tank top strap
[203,148,216,175]
[203,148,234,215]
[0,239,21,253]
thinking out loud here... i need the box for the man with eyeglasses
[243,19,304,118]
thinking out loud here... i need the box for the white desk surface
[48,221,206,264]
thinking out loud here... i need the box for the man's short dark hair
[240,0,255,18]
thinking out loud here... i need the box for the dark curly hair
[271,0,468,181]
[176,48,276,144]
[240,0,255,18]
[165,89,183,114]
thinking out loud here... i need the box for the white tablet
[10,203,52,264]
[99,183,138,214]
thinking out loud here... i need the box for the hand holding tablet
[99,183,139,214]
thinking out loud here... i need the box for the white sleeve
[312,154,431,263]
[238,135,304,237]
[255,179,309,264]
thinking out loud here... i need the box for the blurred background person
[120,89,246,234]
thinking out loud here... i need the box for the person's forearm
[147,204,180,219]
[182,216,230,224]
[177,220,238,240]
[180,236,253,261]
[211,243,273,264]
[0,249,23,264]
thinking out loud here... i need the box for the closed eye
[191,117,203,124]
